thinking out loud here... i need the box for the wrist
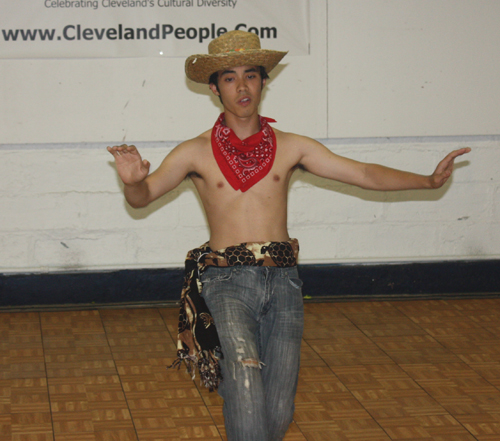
[123,175,148,188]
[124,180,144,188]
[425,175,435,189]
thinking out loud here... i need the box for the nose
[236,77,248,92]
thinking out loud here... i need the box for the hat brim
[185,49,288,84]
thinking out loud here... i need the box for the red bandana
[211,113,277,192]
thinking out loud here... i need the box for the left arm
[296,135,470,191]
[359,147,471,190]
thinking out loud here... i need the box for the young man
[108,30,470,441]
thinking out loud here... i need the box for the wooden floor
[2,299,500,441]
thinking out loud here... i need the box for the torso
[187,128,302,250]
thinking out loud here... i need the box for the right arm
[107,140,198,208]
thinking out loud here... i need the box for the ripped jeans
[200,266,304,441]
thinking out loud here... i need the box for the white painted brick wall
[1,136,498,273]
[494,187,500,223]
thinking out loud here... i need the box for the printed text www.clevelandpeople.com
[1,23,277,44]
[40,0,238,8]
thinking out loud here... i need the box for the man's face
[209,65,266,119]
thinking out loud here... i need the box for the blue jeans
[200,266,304,441]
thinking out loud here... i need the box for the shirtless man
[108,30,470,441]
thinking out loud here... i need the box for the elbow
[359,164,380,190]
[123,183,152,208]
[125,198,150,209]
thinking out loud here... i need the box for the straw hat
[185,30,288,84]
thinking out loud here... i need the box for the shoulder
[176,129,211,151]
[155,129,211,173]
[273,128,321,151]
[165,129,211,161]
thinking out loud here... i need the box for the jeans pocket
[200,267,233,284]
[287,275,303,290]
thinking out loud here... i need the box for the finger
[448,151,463,161]
[118,144,136,152]
[438,148,466,170]
[436,156,454,173]
[107,146,121,156]
[118,146,135,156]
[456,147,471,157]
[449,147,471,159]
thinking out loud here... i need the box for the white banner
[0,0,309,59]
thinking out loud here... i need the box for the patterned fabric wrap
[211,113,277,192]
[170,238,300,391]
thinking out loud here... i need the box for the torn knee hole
[239,358,263,369]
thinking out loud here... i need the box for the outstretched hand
[429,147,471,188]
[107,144,151,185]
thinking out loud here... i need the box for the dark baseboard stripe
[299,260,500,298]
[0,268,184,308]
[1,260,499,311]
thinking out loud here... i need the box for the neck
[222,111,261,140]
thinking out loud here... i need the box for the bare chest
[192,137,297,194]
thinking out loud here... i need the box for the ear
[209,83,220,96]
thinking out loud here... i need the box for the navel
[217,181,224,188]
[273,174,280,182]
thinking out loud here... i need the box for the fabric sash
[169,238,299,391]
[211,113,277,192]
